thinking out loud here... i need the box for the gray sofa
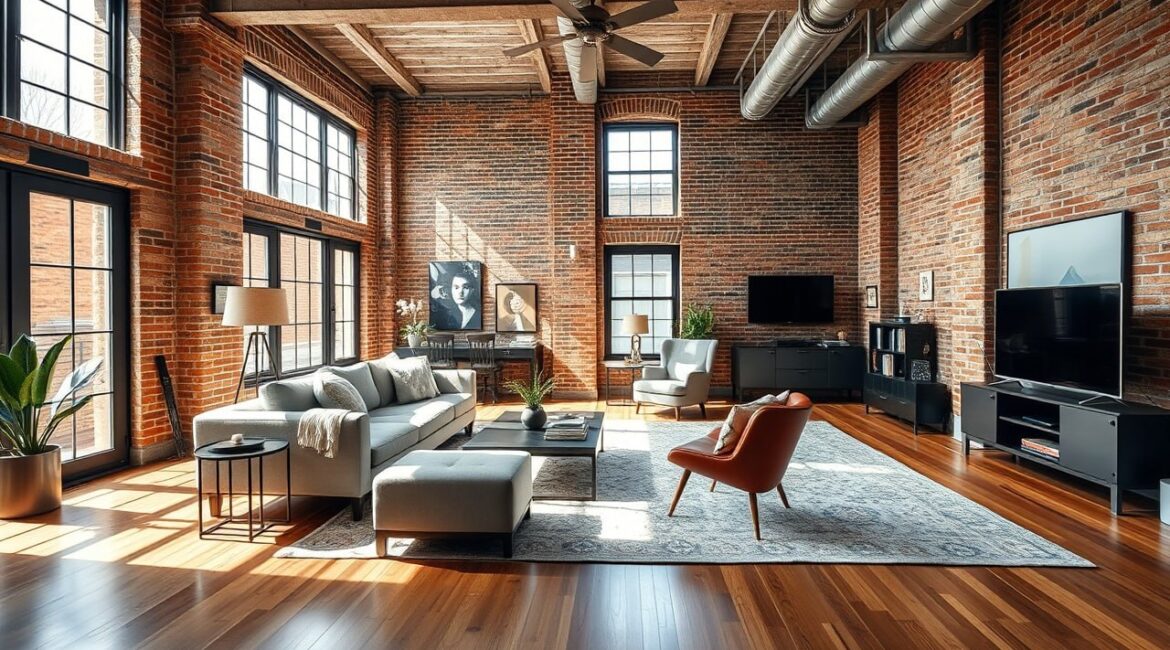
[193,359,476,520]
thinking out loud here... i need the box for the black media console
[961,381,1170,515]
[731,342,864,401]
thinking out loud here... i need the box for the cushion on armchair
[633,379,688,396]
[714,391,791,454]
[313,371,369,413]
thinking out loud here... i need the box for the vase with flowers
[396,298,432,348]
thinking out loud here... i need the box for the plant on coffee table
[504,372,555,430]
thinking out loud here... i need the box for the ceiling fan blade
[503,34,575,58]
[607,0,678,30]
[605,34,664,66]
[548,0,588,22]
[578,44,598,83]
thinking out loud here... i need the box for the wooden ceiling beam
[286,25,371,91]
[516,19,552,93]
[210,0,793,25]
[336,23,424,96]
[694,13,732,85]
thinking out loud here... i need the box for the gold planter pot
[0,446,63,519]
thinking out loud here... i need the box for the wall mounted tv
[994,283,1124,398]
[747,275,834,324]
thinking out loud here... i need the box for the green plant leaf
[0,354,27,398]
[9,335,37,374]
[30,335,72,406]
[48,357,103,420]
[40,395,93,450]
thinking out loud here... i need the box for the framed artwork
[211,284,231,315]
[865,285,878,308]
[429,261,483,330]
[496,283,538,333]
[919,271,934,301]
[1006,210,1128,288]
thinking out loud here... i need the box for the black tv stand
[961,381,1170,515]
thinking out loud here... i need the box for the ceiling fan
[502,0,678,69]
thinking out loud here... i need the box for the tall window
[603,124,678,217]
[604,245,679,359]
[243,221,359,375]
[243,68,358,221]
[3,0,125,147]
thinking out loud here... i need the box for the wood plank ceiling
[212,1,813,96]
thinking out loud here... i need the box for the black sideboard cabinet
[731,344,864,401]
[863,321,951,434]
[961,382,1170,515]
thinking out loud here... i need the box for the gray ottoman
[373,450,532,557]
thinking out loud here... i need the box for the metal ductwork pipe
[806,0,993,128]
[741,0,861,120]
[559,17,597,104]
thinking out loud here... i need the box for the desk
[394,342,544,380]
[603,360,649,406]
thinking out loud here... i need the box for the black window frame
[2,0,127,149]
[243,219,361,379]
[603,244,680,361]
[243,65,358,222]
[601,122,679,218]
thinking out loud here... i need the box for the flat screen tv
[994,284,1123,397]
[747,275,834,324]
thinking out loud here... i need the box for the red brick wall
[857,88,899,324]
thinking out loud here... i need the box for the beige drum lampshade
[621,314,650,336]
[222,287,291,327]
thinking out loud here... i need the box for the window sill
[0,117,140,169]
[243,190,368,229]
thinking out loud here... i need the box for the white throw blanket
[297,408,350,459]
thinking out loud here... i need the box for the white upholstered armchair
[633,338,718,420]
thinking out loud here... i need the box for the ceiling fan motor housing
[578,24,612,45]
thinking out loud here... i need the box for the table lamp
[621,314,650,365]
[223,286,290,402]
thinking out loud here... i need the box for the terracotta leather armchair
[666,392,812,540]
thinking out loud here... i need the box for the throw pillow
[367,353,400,406]
[328,362,381,411]
[714,393,786,455]
[312,371,368,413]
[259,376,319,412]
[386,356,440,404]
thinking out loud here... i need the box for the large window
[604,245,679,359]
[3,0,126,147]
[243,222,359,375]
[603,124,678,217]
[243,68,358,221]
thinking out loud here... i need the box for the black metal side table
[195,438,291,542]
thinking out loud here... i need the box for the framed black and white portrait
[429,261,483,330]
[496,283,538,333]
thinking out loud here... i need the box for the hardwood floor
[3,400,1170,648]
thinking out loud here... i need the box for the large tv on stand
[747,275,834,324]
[994,283,1124,398]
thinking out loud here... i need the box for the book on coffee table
[544,429,587,441]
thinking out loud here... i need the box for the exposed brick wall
[857,88,898,324]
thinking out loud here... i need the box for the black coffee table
[462,411,604,500]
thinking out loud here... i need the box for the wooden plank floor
[3,400,1170,648]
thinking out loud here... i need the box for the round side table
[195,438,291,542]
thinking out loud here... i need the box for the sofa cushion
[328,362,381,411]
[430,392,475,418]
[313,371,368,413]
[367,353,399,407]
[370,421,420,467]
[369,399,455,440]
[632,379,688,396]
[259,376,319,412]
[385,356,440,403]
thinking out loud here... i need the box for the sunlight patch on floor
[65,525,179,562]
[789,461,895,475]
[0,522,95,556]
[64,487,192,514]
[533,500,654,542]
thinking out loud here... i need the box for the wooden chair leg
[634,402,640,414]
[709,479,717,492]
[674,406,681,421]
[777,484,791,509]
[699,403,707,418]
[668,469,691,516]
[207,494,223,517]
[748,492,761,540]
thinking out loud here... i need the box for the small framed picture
[496,283,538,333]
[919,271,934,302]
[865,285,878,308]
[211,284,231,315]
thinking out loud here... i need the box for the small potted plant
[396,298,431,348]
[503,371,555,430]
[679,303,715,340]
[0,334,102,519]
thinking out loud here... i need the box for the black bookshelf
[864,321,951,434]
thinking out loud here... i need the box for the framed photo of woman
[495,283,538,333]
[429,261,483,330]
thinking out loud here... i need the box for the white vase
[407,333,422,348]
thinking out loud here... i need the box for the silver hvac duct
[741,0,860,120]
[806,0,994,128]
[559,16,598,104]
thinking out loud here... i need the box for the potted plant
[679,303,715,340]
[396,298,431,348]
[503,371,555,430]
[0,334,102,519]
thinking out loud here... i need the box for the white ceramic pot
[407,333,423,348]
[0,446,63,519]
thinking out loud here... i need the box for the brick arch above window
[600,98,681,123]
[604,227,683,245]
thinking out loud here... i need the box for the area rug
[276,419,1093,566]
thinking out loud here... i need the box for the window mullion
[268,85,278,197]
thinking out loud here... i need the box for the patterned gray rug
[276,419,1093,566]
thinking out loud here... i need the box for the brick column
[376,91,400,354]
[858,87,899,324]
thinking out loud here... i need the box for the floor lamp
[223,286,290,403]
